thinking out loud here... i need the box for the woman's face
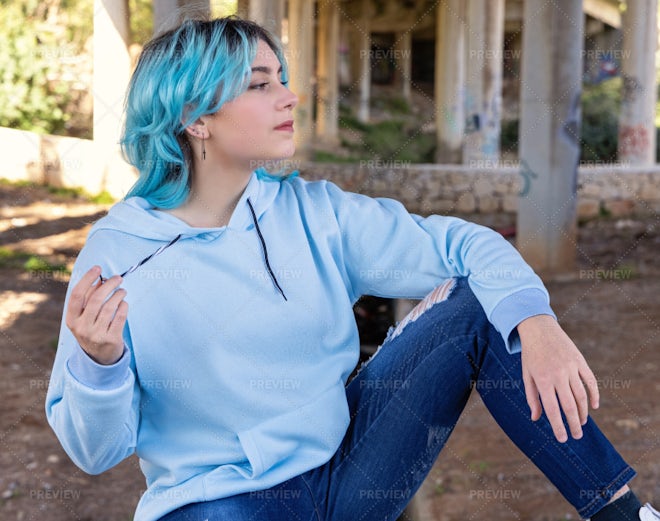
[202,39,299,169]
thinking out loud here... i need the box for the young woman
[46,16,657,521]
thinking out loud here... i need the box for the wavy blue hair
[121,17,290,209]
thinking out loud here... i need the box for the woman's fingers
[65,267,128,365]
[556,380,583,440]
[66,266,101,323]
[522,370,543,421]
[528,367,598,442]
[569,371,590,426]
[108,300,129,338]
[581,362,600,410]
[84,275,122,322]
[536,381,569,442]
[97,287,127,330]
[518,315,603,443]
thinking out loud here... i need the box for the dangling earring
[202,136,206,160]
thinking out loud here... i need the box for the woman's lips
[274,120,294,132]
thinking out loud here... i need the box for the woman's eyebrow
[251,65,283,74]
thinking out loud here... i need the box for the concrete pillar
[94,0,131,146]
[618,0,658,165]
[154,1,210,34]
[246,0,284,38]
[435,0,466,163]
[153,0,179,34]
[236,0,248,17]
[357,0,372,123]
[181,0,209,17]
[287,0,314,158]
[316,0,340,142]
[517,1,583,273]
[394,30,412,102]
[93,0,138,196]
[463,0,504,166]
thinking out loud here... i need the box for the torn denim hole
[354,279,458,377]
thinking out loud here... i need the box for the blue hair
[121,17,290,209]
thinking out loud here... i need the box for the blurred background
[1,1,659,520]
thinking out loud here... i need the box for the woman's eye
[250,82,269,90]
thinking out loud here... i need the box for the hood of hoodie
[88,171,282,243]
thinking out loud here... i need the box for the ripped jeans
[159,278,635,521]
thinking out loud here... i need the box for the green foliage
[129,0,237,43]
[23,254,68,274]
[129,0,153,44]
[45,185,87,198]
[44,184,116,203]
[468,460,491,473]
[0,247,30,269]
[331,103,435,163]
[1,177,116,203]
[371,94,412,116]
[359,120,435,162]
[580,77,621,162]
[0,0,92,136]
[338,103,369,131]
[211,0,239,17]
[498,78,648,163]
[362,120,406,157]
[89,190,116,204]
[0,247,69,274]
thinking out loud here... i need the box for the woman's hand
[65,266,128,365]
[518,314,600,443]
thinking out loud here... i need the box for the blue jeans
[159,278,635,521]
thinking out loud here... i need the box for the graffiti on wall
[518,158,538,197]
[621,75,644,104]
[618,124,651,160]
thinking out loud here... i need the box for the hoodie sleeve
[322,181,555,353]
[45,236,140,474]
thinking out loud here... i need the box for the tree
[0,0,93,136]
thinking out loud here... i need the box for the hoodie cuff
[67,345,131,391]
[490,288,556,354]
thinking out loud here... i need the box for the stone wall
[0,127,136,199]
[301,162,660,220]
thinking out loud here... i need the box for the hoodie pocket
[236,383,350,479]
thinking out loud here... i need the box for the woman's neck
[167,161,253,228]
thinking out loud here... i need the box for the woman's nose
[280,85,298,110]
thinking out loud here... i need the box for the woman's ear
[183,119,209,141]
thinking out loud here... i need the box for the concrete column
[618,0,658,165]
[94,0,131,146]
[435,0,466,163]
[287,0,314,158]
[153,0,179,34]
[316,0,340,142]
[517,1,583,273]
[394,30,412,102]
[177,0,210,19]
[247,0,284,38]
[153,1,211,37]
[463,0,504,166]
[93,0,137,196]
[357,0,371,123]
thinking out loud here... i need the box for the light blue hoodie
[46,172,554,521]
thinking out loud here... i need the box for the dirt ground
[1,182,658,521]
